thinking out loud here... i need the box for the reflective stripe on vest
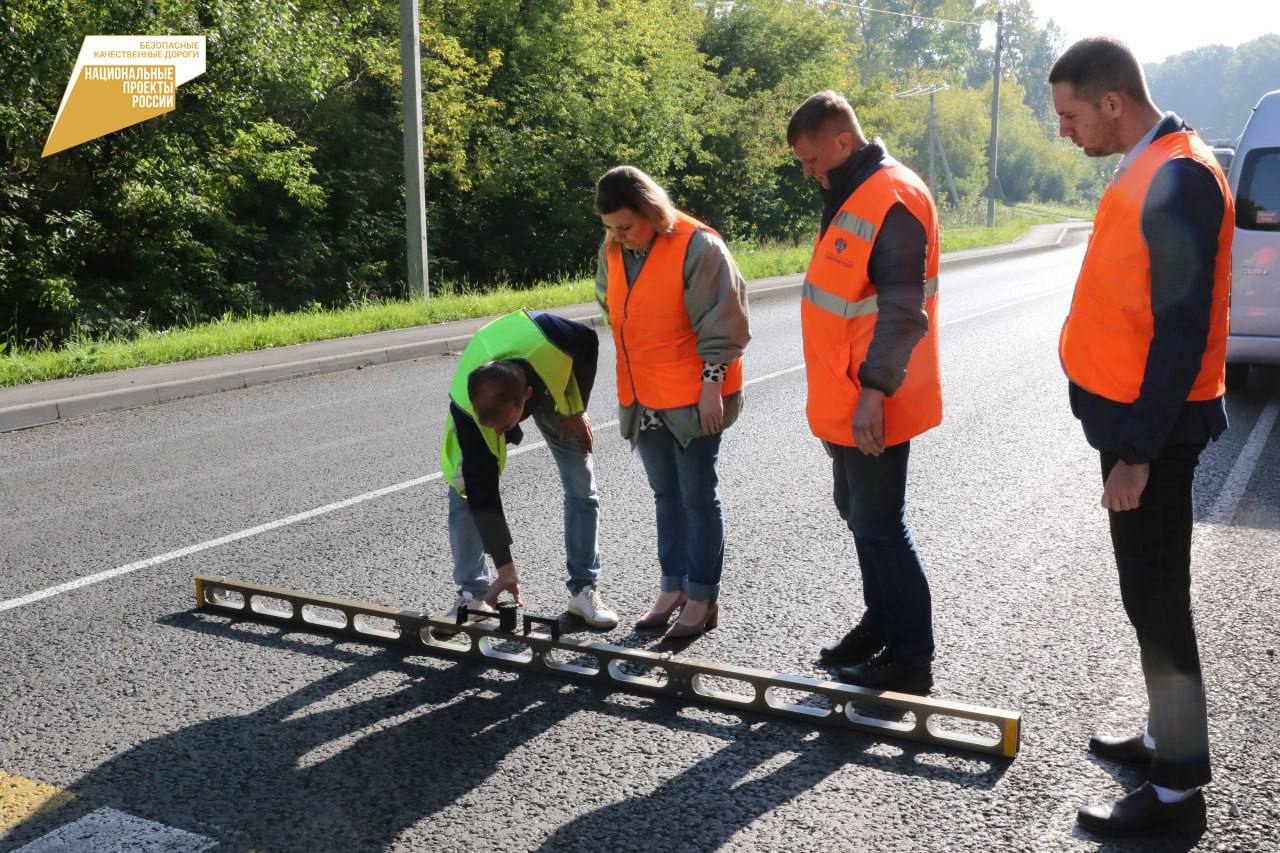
[833,210,876,242]
[800,159,942,448]
[605,211,745,409]
[1059,130,1233,403]
[439,310,583,495]
[803,275,940,320]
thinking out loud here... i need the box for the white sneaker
[432,592,494,638]
[567,586,619,630]
[446,591,494,620]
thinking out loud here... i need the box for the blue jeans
[829,440,934,665]
[449,408,601,596]
[635,426,724,602]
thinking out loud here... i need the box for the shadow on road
[4,609,1013,852]
[1071,825,1206,852]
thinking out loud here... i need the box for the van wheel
[1226,362,1250,391]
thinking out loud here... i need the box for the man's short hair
[787,90,862,146]
[1049,37,1152,106]
[468,360,526,422]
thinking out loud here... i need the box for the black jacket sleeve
[1119,158,1225,463]
[859,203,930,395]
[451,401,513,566]
[533,313,599,409]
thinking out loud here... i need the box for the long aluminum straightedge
[195,576,1021,757]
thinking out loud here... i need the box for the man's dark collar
[1153,111,1186,141]
[821,138,887,201]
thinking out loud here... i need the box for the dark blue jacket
[1070,114,1228,463]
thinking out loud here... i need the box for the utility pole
[986,6,1003,228]
[894,83,950,201]
[400,0,429,299]
[928,88,937,196]
[935,123,962,208]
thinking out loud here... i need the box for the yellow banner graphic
[43,36,206,157]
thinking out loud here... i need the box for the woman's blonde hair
[594,166,678,241]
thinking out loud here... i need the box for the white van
[1226,89,1280,388]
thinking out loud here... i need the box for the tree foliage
[1147,35,1280,143]
[1,0,1122,348]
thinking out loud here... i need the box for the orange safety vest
[605,211,745,409]
[1060,130,1233,403]
[801,159,942,448]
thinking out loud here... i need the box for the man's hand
[484,562,523,607]
[852,388,886,456]
[698,382,725,435]
[559,413,594,453]
[1102,461,1149,512]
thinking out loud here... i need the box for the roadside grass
[942,218,1054,252]
[0,203,1093,388]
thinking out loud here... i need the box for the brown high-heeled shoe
[662,600,718,640]
[635,591,686,631]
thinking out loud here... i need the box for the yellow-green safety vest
[440,310,584,496]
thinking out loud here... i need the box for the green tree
[1146,35,1280,142]
[1221,35,1280,138]
[427,0,716,283]
[0,0,387,343]
[846,0,984,81]
[684,0,859,241]
[1146,45,1234,139]
[966,0,1063,128]
[0,0,1103,348]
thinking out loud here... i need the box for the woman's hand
[698,382,725,434]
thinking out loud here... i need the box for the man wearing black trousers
[787,90,943,694]
[1050,37,1233,836]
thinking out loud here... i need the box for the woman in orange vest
[594,166,751,640]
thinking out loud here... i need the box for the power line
[812,0,985,28]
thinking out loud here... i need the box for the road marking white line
[1087,393,1280,815]
[735,288,1073,389]
[745,364,805,384]
[938,286,1072,328]
[0,477,443,614]
[0,424,621,614]
[1205,394,1280,526]
[0,282,1076,614]
[13,807,216,853]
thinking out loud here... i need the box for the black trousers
[1101,444,1211,789]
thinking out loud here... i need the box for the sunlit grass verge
[0,279,594,387]
[941,218,1054,252]
[1,204,1092,388]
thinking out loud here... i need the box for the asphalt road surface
[2,240,1278,852]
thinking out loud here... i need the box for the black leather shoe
[837,650,932,694]
[1088,733,1155,768]
[1077,783,1206,836]
[819,622,885,665]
